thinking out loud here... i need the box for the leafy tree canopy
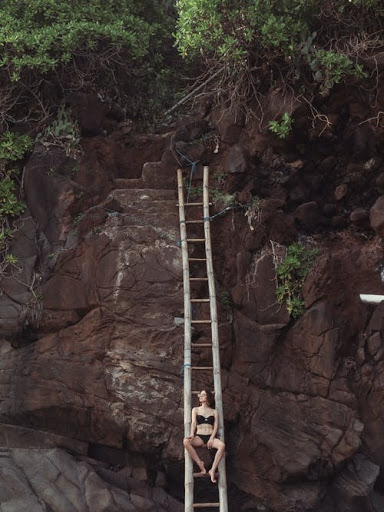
[0,0,179,126]
[175,0,384,100]
[0,0,169,79]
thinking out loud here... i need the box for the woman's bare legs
[208,439,225,483]
[183,437,206,474]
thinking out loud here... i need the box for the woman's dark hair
[199,390,215,408]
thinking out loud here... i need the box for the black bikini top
[196,414,215,425]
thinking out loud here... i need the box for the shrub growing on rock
[269,113,293,139]
[276,243,318,319]
[175,0,382,106]
[0,0,166,78]
[0,131,34,273]
[0,0,178,125]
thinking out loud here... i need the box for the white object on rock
[359,294,384,304]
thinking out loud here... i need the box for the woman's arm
[208,410,219,448]
[189,407,197,438]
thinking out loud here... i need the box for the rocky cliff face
[2,86,384,511]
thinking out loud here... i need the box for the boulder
[294,201,322,231]
[334,454,379,497]
[350,207,369,227]
[370,195,384,235]
[67,92,124,136]
[224,144,249,174]
[334,184,348,201]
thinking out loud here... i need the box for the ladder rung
[190,278,208,281]
[186,220,204,224]
[192,343,212,347]
[186,239,205,242]
[193,504,220,508]
[191,320,211,324]
[178,202,212,206]
[191,298,210,302]
[192,391,215,394]
[189,258,207,261]
[191,366,213,370]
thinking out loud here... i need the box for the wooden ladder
[177,166,228,512]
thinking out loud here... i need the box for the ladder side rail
[177,169,194,512]
[202,166,228,512]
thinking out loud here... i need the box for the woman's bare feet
[208,469,216,483]
[198,461,206,475]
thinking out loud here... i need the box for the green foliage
[259,10,310,54]
[0,0,180,128]
[175,0,316,62]
[220,291,233,309]
[183,178,237,209]
[311,50,367,96]
[73,213,83,228]
[175,0,381,100]
[37,108,81,156]
[0,130,33,274]
[0,177,24,218]
[245,195,261,230]
[0,131,34,162]
[183,177,203,199]
[210,188,236,208]
[249,195,261,208]
[269,113,293,139]
[276,243,318,319]
[0,131,33,222]
[183,181,236,209]
[136,66,182,127]
[0,0,166,76]
[0,249,20,274]
[0,228,13,251]
[214,170,227,185]
[4,253,18,265]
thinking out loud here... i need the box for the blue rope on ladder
[180,363,192,385]
[170,135,200,204]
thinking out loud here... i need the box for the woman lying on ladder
[183,390,226,483]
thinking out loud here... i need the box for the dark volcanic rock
[350,207,370,228]
[0,426,183,512]
[294,201,322,231]
[5,89,384,511]
[224,144,249,174]
[370,195,384,235]
[334,454,379,498]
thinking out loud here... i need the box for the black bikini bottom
[196,434,211,445]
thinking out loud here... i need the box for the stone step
[114,207,177,221]
[116,215,178,229]
[111,202,177,212]
[111,189,176,203]
[114,178,144,189]
[120,202,177,212]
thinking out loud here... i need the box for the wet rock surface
[0,425,183,512]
